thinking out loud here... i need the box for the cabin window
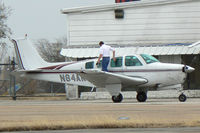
[125,56,143,66]
[85,61,94,69]
[111,57,123,67]
[141,54,159,64]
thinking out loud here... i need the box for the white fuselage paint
[25,55,187,90]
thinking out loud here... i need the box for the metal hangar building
[60,0,200,99]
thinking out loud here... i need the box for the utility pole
[8,57,16,100]
[11,57,16,100]
[9,57,12,96]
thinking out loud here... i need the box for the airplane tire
[112,93,123,103]
[179,94,187,102]
[137,92,147,102]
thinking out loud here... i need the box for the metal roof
[61,0,195,14]
[60,45,200,58]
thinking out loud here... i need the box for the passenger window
[85,61,94,69]
[111,57,123,67]
[125,56,142,66]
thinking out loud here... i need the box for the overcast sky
[2,0,114,42]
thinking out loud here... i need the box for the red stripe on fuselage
[26,69,182,74]
[39,62,77,70]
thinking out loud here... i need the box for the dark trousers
[102,57,110,72]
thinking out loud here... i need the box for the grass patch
[0,115,200,132]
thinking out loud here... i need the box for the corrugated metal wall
[67,0,200,46]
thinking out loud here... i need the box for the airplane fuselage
[26,54,189,91]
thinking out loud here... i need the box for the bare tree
[0,2,12,95]
[0,42,7,62]
[0,2,11,62]
[0,3,11,39]
[36,38,66,62]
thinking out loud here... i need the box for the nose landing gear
[179,93,187,102]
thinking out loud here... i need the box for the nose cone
[183,65,195,73]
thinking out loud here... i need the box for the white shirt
[99,44,115,57]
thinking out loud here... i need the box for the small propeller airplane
[12,37,195,103]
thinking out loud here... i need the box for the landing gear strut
[137,92,147,102]
[112,93,123,103]
[179,93,187,102]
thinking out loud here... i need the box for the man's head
[99,41,104,46]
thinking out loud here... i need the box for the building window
[111,57,123,67]
[114,9,124,19]
[125,56,143,66]
[85,61,94,69]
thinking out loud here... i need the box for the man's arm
[113,50,116,61]
[97,54,103,64]
[110,46,116,61]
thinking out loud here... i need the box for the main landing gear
[136,91,147,102]
[112,93,123,103]
[111,92,148,103]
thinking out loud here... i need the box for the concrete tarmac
[0,98,200,131]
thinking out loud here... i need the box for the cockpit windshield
[140,54,159,64]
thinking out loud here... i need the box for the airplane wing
[79,69,148,88]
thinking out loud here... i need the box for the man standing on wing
[97,41,116,72]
